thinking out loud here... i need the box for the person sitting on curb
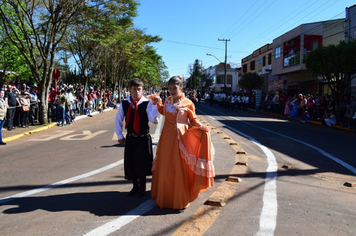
[300,108,310,123]
[341,105,353,128]
[322,110,337,127]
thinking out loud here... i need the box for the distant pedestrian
[209,91,214,106]
[0,90,7,145]
[5,85,19,130]
[29,84,40,125]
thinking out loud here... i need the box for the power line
[226,0,277,39]
[209,0,260,49]
[162,39,224,51]
[166,3,355,74]
[234,0,323,54]
[233,9,351,61]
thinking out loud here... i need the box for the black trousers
[6,107,15,128]
[124,133,153,180]
[29,104,37,124]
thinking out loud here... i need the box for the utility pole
[218,38,230,93]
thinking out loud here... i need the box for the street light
[207,53,226,92]
[206,53,222,63]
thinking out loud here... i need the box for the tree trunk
[38,82,49,124]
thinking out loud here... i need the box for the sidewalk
[2,108,115,143]
[259,109,356,132]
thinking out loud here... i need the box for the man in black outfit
[29,84,40,125]
[5,85,19,131]
[114,78,159,197]
[209,91,214,106]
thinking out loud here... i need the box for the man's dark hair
[129,78,144,88]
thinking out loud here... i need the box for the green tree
[107,27,163,100]
[305,40,356,116]
[0,0,84,124]
[0,6,30,87]
[187,59,202,89]
[239,72,264,92]
[62,0,140,108]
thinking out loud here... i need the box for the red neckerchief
[125,96,142,135]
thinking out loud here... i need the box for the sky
[133,0,356,79]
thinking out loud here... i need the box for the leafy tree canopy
[239,72,264,91]
[305,40,356,105]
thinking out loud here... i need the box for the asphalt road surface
[0,101,355,236]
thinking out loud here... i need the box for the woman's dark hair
[168,76,183,87]
[129,78,144,87]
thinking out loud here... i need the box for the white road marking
[198,108,279,236]
[83,200,157,236]
[28,131,75,141]
[1,112,217,236]
[60,130,107,140]
[214,119,278,236]
[200,105,356,236]
[229,116,356,175]
[0,160,124,205]
[83,114,216,235]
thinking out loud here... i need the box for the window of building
[227,75,232,84]
[263,56,266,67]
[275,47,281,58]
[217,75,224,84]
[250,60,255,70]
[311,40,318,51]
[243,64,247,73]
[268,53,272,65]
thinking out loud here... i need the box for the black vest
[122,100,150,135]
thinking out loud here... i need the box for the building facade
[346,4,356,96]
[241,44,288,94]
[271,19,345,96]
[202,63,239,93]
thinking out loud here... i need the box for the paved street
[0,102,355,236]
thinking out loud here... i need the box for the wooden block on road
[343,182,356,187]
[225,176,242,183]
[204,198,226,207]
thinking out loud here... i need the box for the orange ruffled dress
[151,94,215,209]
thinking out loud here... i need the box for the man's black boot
[127,179,139,196]
[138,177,146,197]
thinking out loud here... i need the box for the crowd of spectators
[0,78,120,130]
[262,91,356,129]
[1,79,41,131]
[200,90,356,129]
[48,82,120,126]
[206,91,256,111]
[2,76,355,136]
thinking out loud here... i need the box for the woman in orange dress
[151,76,215,209]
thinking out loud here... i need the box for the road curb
[2,107,117,143]
[258,110,355,132]
[3,123,57,143]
